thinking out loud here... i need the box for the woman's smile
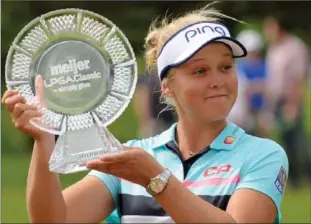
[204,94,228,100]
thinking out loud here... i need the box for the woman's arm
[154,175,276,223]
[87,143,287,223]
[2,87,115,223]
[153,142,287,223]
[27,136,116,223]
[26,135,66,223]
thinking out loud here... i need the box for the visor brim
[159,36,247,80]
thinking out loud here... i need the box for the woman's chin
[202,107,231,119]
[198,113,228,123]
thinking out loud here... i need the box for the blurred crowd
[132,14,311,189]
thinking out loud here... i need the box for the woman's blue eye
[193,68,207,75]
[222,65,233,71]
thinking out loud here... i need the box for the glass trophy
[5,9,137,174]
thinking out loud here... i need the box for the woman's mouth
[204,94,228,100]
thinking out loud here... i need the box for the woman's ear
[161,79,173,97]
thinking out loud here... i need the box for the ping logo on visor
[185,24,227,42]
[157,21,247,80]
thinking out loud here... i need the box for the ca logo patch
[274,166,287,194]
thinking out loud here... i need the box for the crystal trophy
[5,9,137,174]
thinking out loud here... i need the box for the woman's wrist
[34,129,54,141]
[34,133,55,155]
[143,164,166,188]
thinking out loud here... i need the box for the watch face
[151,178,166,193]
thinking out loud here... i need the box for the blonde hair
[144,2,241,112]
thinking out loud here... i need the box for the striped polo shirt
[88,122,288,223]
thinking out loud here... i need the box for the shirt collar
[154,122,245,151]
[210,122,245,150]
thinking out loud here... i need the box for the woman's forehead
[187,43,233,63]
[198,42,232,55]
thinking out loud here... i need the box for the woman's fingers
[99,147,134,162]
[86,160,106,169]
[35,75,45,103]
[14,109,42,130]
[86,160,114,172]
[4,94,26,112]
[1,89,18,103]
[12,103,39,120]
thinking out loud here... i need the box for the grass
[2,154,311,223]
[281,186,311,223]
[1,154,87,223]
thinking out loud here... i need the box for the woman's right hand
[2,76,51,141]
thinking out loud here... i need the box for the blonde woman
[2,4,288,224]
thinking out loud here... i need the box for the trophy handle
[49,125,123,174]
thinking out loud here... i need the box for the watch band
[159,168,172,181]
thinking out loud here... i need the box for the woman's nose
[208,72,225,89]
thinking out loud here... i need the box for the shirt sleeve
[86,139,136,208]
[235,139,289,222]
[87,169,120,207]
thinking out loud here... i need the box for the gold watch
[146,168,172,196]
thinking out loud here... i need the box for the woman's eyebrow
[190,58,205,62]
[185,58,207,67]
[223,52,233,57]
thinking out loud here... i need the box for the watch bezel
[146,169,171,196]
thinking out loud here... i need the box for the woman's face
[164,42,238,123]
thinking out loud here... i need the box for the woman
[2,4,288,224]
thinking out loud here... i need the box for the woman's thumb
[35,75,45,103]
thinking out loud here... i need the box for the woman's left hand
[86,147,165,188]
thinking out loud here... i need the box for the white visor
[157,21,247,80]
